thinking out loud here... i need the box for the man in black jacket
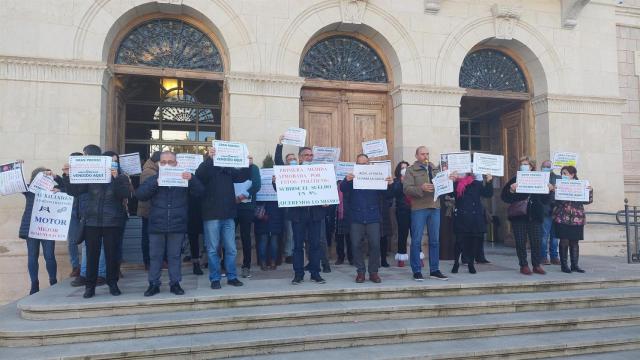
[136,151,204,296]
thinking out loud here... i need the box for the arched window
[459,49,527,92]
[115,19,223,72]
[300,36,387,83]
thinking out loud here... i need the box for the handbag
[507,198,528,218]
[71,217,86,245]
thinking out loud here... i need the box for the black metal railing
[585,199,639,264]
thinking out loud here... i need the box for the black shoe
[560,244,572,273]
[430,271,449,281]
[570,244,586,273]
[413,272,425,281]
[291,276,304,285]
[71,276,86,287]
[381,259,390,268]
[468,264,477,274]
[451,262,459,274]
[108,283,121,296]
[144,285,160,297]
[83,287,95,299]
[476,258,491,264]
[211,281,221,289]
[227,278,244,287]
[310,275,326,284]
[170,283,185,295]
[96,277,106,286]
[29,282,39,295]
[322,265,331,273]
[193,263,203,275]
[49,278,57,286]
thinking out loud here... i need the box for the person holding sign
[448,171,493,274]
[275,135,299,264]
[135,151,204,297]
[403,146,448,281]
[501,156,552,276]
[340,154,392,283]
[391,161,411,267]
[540,160,560,265]
[549,166,593,274]
[136,151,161,271]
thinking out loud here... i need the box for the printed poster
[256,168,277,202]
[312,146,341,164]
[213,140,249,168]
[281,127,307,147]
[362,139,388,158]
[353,163,390,190]
[158,166,188,187]
[119,153,142,176]
[0,162,27,196]
[516,171,551,194]
[473,153,504,177]
[440,152,472,174]
[69,156,112,184]
[28,191,74,241]
[433,171,453,201]
[274,164,339,207]
[555,179,590,202]
[176,153,204,174]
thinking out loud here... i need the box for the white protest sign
[256,168,277,202]
[0,162,27,196]
[555,179,590,202]
[213,140,249,168]
[441,152,472,174]
[335,162,355,182]
[158,166,188,187]
[552,152,578,171]
[28,191,74,241]
[119,153,142,176]
[473,153,504,177]
[234,180,252,203]
[312,146,341,164]
[433,171,453,201]
[28,172,57,193]
[516,171,550,194]
[282,127,307,147]
[176,153,204,174]
[362,139,388,158]
[69,156,112,184]
[274,164,339,207]
[353,163,390,190]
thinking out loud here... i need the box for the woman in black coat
[450,171,493,274]
[254,201,284,270]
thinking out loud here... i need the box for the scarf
[455,175,475,198]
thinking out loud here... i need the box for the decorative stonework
[226,72,305,98]
[424,0,442,15]
[390,85,466,108]
[491,4,522,40]
[340,0,368,24]
[532,94,626,116]
[0,56,108,85]
[561,0,591,30]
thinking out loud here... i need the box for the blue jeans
[410,208,441,274]
[67,217,80,269]
[541,216,559,260]
[292,219,322,278]
[81,242,106,278]
[26,238,57,284]
[258,233,279,265]
[204,219,237,281]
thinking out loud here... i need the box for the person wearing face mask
[449,170,493,274]
[391,161,411,267]
[501,156,552,276]
[549,166,593,273]
[274,135,298,264]
[539,160,561,265]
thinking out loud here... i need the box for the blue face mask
[562,175,570,180]
[519,164,530,172]
[111,161,119,171]
[288,160,298,166]
[541,167,552,172]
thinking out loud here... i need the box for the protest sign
[69,156,112,184]
[335,161,355,182]
[433,171,453,201]
[234,180,253,203]
[256,168,277,202]
[362,139,388,158]
[281,127,307,147]
[353,163,390,190]
[176,153,204,174]
[473,153,504,177]
[28,191,74,241]
[213,140,249,168]
[0,162,27,196]
[274,164,339,207]
[28,172,57,193]
[119,153,142,176]
[312,146,341,164]
[555,179,590,202]
[158,166,188,187]
[516,171,550,194]
[440,152,472,174]
[552,152,578,171]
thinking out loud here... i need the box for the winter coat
[254,201,285,235]
[195,158,247,220]
[136,159,159,218]
[391,178,411,215]
[552,189,593,226]
[18,192,35,240]
[63,174,132,228]
[340,180,389,224]
[135,174,205,234]
[501,176,550,224]
[237,164,262,211]
[403,161,440,210]
[452,179,493,234]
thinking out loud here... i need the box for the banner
[274,164,339,207]
[433,171,453,201]
[28,172,57,193]
[0,162,27,196]
[473,153,504,177]
[28,191,74,241]
[213,140,249,168]
[281,127,307,147]
[516,171,550,194]
[119,153,142,176]
[312,146,341,164]
[552,152,578,171]
[353,163,390,190]
[440,152,472,174]
[256,168,277,202]
[335,161,355,182]
[362,139,388,158]
[555,179,590,202]
[176,153,204,174]
[158,166,188,187]
[69,156,112,184]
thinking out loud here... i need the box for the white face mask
[400,168,407,177]
[520,164,530,172]
[474,173,483,181]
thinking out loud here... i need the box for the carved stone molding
[0,56,108,85]
[424,0,442,15]
[226,72,305,98]
[340,0,368,24]
[390,85,466,108]
[491,4,522,40]
[532,94,626,116]
[561,0,591,30]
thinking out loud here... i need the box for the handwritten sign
[256,168,277,202]
[274,164,339,207]
[516,171,550,194]
[312,146,341,164]
[552,152,578,171]
[28,191,74,241]
[433,171,453,201]
[441,152,471,174]
[473,153,504,177]
[69,156,112,184]
[28,172,57,193]
[119,153,142,176]
[335,162,355,182]
[176,153,204,174]
[353,163,390,190]
[158,166,188,187]
[282,127,307,147]
[213,140,249,168]
[0,162,27,196]
[362,139,388,158]
[555,179,590,202]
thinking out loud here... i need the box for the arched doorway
[299,34,393,162]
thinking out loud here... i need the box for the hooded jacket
[136,159,159,218]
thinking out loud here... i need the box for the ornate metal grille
[459,49,527,92]
[300,36,387,83]
[115,19,223,72]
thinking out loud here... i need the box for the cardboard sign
[28,191,74,241]
[213,140,249,168]
[441,152,472,174]
[274,164,339,207]
[353,163,390,190]
[69,156,112,184]
[158,166,188,187]
[516,171,551,194]
[552,152,578,171]
[0,162,27,196]
[256,168,277,202]
[433,171,453,201]
[282,127,307,147]
[119,153,142,176]
[555,179,590,202]
[176,153,204,174]
[335,162,355,182]
[362,139,388,158]
[28,172,57,193]
[473,153,504,177]
[312,146,341,164]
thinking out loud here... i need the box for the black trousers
[455,233,483,265]
[336,234,352,262]
[188,232,200,261]
[84,226,120,288]
[396,210,410,255]
[236,209,254,269]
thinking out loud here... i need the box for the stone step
[3,286,640,347]
[17,274,640,320]
[2,305,640,359]
[553,350,640,359]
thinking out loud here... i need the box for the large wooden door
[499,107,525,245]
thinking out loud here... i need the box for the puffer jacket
[340,179,389,224]
[18,192,35,240]
[63,174,132,227]
[403,161,440,210]
[452,179,493,234]
[136,159,159,218]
